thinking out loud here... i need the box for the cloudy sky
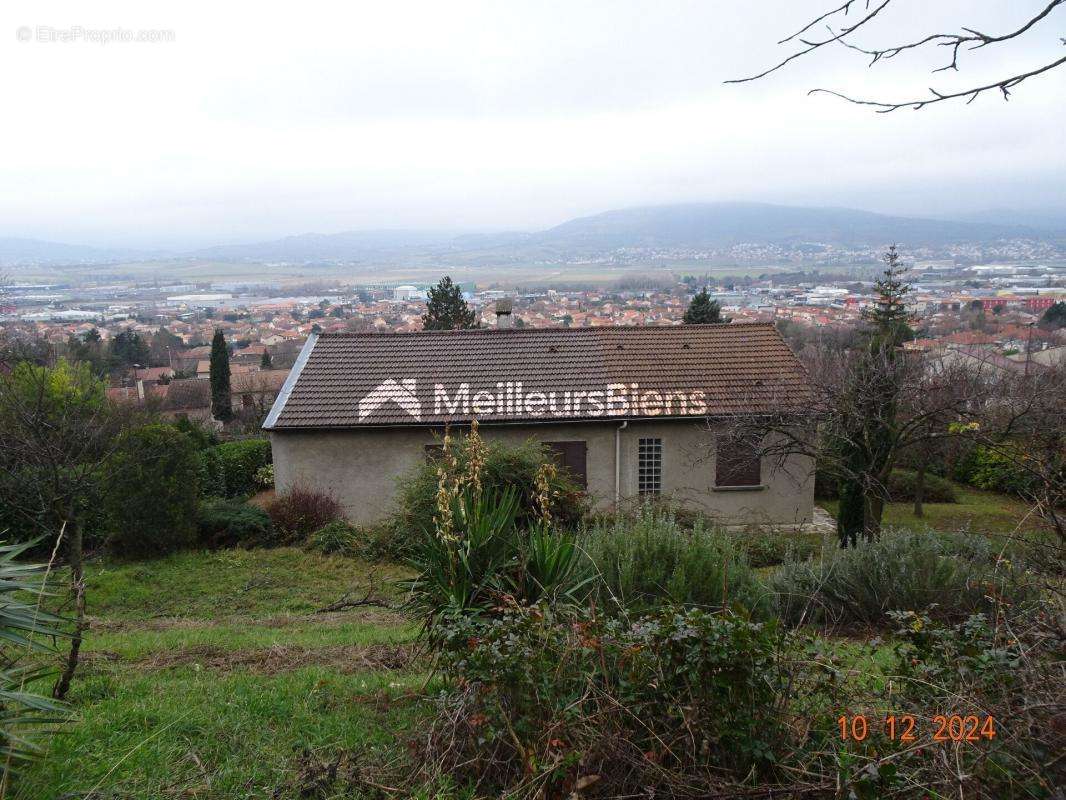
[1,0,1063,248]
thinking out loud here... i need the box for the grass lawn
[819,484,1049,540]
[14,488,1048,798]
[16,549,425,800]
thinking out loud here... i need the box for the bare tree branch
[810,53,1066,112]
[728,1,1066,111]
[725,0,894,84]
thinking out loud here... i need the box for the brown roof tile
[265,323,811,429]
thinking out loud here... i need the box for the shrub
[172,416,219,450]
[253,463,274,491]
[963,444,1039,496]
[348,519,406,562]
[214,439,272,498]
[426,603,785,795]
[307,520,359,555]
[885,469,957,503]
[582,506,769,617]
[734,528,824,568]
[104,424,200,558]
[197,498,275,548]
[197,447,227,497]
[395,436,586,536]
[266,485,341,542]
[771,529,1037,628]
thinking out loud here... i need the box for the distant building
[392,285,421,301]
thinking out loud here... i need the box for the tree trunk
[53,517,85,700]
[863,493,884,542]
[837,481,864,549]
[913,462,926,518]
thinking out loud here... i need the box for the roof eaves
[262,332,318,431]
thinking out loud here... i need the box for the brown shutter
[544,441,588,490]
[715,436,762,487]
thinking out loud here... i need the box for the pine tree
[835,245,914,547]
[862,245,913,349]
[209,329,232,422]
[260,350,272,369]
[422,276,477,330]
[683,288,727,324]
[1040,300,1066,330]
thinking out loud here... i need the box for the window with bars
[637,437,662,495]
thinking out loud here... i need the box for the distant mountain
[524,202,1039,252]
[0,237,153,267]
[191,203,1043,264]
[937,208,1066,234]
[4,202,1059,268]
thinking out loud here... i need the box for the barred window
[638,437,663,495]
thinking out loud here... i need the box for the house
[232,369,291,412]
[264,324,816,527]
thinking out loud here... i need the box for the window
[637,437,662,495]
[715,435,762,487]
[544,441,588,490]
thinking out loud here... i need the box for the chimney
[495,298,514,329]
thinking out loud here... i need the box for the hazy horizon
[2,1,1064,250]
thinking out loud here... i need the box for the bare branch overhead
[727,1,1066,111]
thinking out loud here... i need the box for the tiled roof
[265,323,811,429]
[163,379,211,411]
[232,368,290,394]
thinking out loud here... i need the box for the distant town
[2,249,1063,427]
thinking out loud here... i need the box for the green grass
[819,484,1049,539]
[16,548,422,800]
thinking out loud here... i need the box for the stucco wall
[270,420,814,526]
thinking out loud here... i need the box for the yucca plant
[516,525,594,605]
[0,540,69,781]
[404,425,597,638]
[404,485,521,633]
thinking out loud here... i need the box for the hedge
[105,424,200,558]
[198,439,273,498]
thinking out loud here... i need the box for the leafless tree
[717,340,1048,546]
[727,1,1066,111]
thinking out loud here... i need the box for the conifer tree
[683,288,727,324]
[422,276,477,330]
[835,245,914,547]
[209,329,232,422]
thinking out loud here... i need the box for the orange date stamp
[838,714,996,743]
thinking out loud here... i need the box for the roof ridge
[316,322,774,339]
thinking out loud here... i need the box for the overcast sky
[1,0,1064,249]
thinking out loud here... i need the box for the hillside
[3,202,1054,268]
[527,202,1035,251]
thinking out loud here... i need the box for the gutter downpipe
[614,420,628,509]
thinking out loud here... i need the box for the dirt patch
[140,641,419,675]
[248,489,276,509]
